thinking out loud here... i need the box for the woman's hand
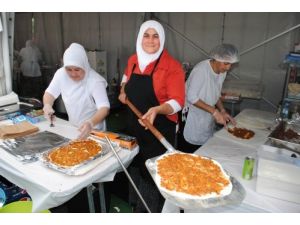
[78,120,93,139]
[212,109,227,126]
[43,103,55,121]
[221,110,236,126]
[138,106,160,128]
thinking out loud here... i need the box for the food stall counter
[0,118,139,212]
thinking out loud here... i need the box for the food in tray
[273,127,300,142]
[48,139,102,167]
[228,127,255,139]
[156,152,232,199]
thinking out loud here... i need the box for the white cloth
[163,109,300,212]
[136,20,165,73]
[183,59,226,145]
[0,118,139,212]
[45,43,110,130]
[19,40,42,77]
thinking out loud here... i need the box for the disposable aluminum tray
[41,136,115,176]
[145,152,245,209]
[268,121,300,154]
[0,131,69,163]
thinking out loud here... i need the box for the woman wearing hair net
[43,43,110,139]
[180,44,238,152]
[118,20,185,212]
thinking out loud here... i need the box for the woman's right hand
[212,109,226,126]
[43,103,55,121]
[118,92,127,104]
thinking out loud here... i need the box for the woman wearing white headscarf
[118,20,185,212]
[43,43,110,139]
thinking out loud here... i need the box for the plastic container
[0,188,6,208]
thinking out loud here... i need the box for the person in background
[43,43,110,139]
[118,20,185,212]
[18,40,43,99]
[19,40,42,78]
[180,44,239,152]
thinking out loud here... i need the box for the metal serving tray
[41,136,115,176]
[268,121,300,154]
[145,152,245,209]
[0,131,69,163]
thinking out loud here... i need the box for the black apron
[125,53,176,171]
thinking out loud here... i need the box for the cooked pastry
[156,152,232,199]
[228,127,255,139]
[48,139,101,167]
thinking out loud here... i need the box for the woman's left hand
[221,110,236,126]
[138,106,160,128]
[78,120,93,139]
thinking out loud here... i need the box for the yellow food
[48,139,101,167]
[157,153,230,196]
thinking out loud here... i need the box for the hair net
[136,20,165,72]
[209,44,239,64]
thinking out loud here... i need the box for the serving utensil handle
[126,98,176,152]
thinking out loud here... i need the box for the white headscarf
[63,43,91,78]
[136,20,165,73]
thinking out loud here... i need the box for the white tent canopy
[0,12,14,96]
[10,12,300,110]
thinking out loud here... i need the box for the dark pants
[128,166,164,213]
[177,111,201,153]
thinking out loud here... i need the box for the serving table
[162,109,300,212]
[0,118,138,212]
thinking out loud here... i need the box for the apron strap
[150,50,163,77]
[131,64,136,74]
[131,50,164,77]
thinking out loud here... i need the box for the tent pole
[240,24,300,56]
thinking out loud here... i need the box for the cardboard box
[90,130,137,150]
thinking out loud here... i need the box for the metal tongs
[104,135,151,213]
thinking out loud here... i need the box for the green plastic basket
[0,201,50,213]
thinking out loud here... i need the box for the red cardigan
[124,49,185,123]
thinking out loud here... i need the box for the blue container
[0,188,6,208]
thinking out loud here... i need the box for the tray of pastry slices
[40,136,118,175]
[146,151,245,209]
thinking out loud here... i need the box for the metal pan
[125,99,245,209]
[268,121,300,154]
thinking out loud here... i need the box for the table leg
[86,184,95,213]
[98,183,106,213]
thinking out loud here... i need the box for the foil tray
[145,152,245,209]
[41,136,117,176]
[0,131,69,163]
[268,121,300,154]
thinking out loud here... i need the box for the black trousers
[177,111,201,153]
